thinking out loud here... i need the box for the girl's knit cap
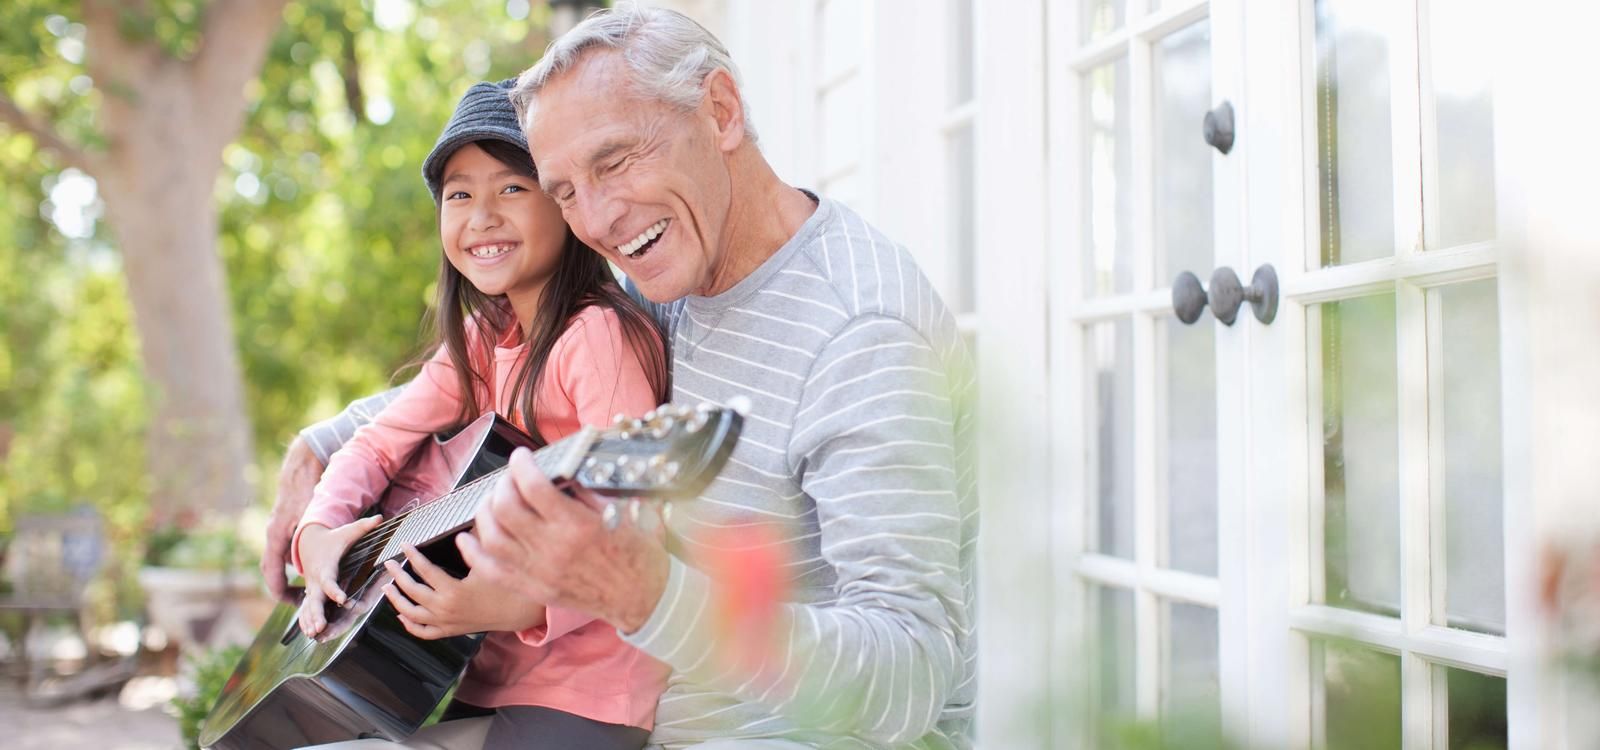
[421,78,528,202]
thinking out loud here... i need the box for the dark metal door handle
[1203,101,1235,155]
[1172,271,1209,324]
[1170,264,1279,326]
[1208,264,1279,325]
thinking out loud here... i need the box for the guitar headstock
[569,402,742,501]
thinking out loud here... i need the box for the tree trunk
[97,84,253,526]
[2,1,290,526]
[81,0,287,527]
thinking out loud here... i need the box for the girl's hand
[382,545,547,640]
[296,515,385,637]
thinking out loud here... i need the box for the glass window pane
[1081,0,1126,44]
[1445,666,1507,750]
[819,78,863,180]
[1160,318,1217,576]
[1084,58,1133,297]
[1318,295,1399,614]
[819,0,863,81]
[1163,602,1221,741]
[1436,280,1504,633]
[821,169,862,215]
[948,123,976,314]
[1154,20,1214,284]
[1090,318,1136,559]
[1314,0,1396,266]
[1095,586,1137,737]
[1428,0,1496,248]
[1320,642,1401,750]
[947,0,974,106]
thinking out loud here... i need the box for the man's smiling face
[529,51,736,303]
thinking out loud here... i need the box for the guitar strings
[326,426,614,583]
[332,459,525,578]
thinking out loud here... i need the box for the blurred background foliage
[0,0,561,617]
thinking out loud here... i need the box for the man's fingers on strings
[506,447,568,521]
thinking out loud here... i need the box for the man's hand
[263,437,324,603]
[458,447,671,633]
[381,546,547,639]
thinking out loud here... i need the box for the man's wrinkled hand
[458,447,670,633]
[263,436,323,603]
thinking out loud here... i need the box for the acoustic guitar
[199,404,741,750]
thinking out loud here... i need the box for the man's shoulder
[789,200,954,343]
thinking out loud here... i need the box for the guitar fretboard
[359,427,597,566]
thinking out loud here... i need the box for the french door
[1048,0,1513,747]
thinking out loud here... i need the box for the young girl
[291,80,670,750]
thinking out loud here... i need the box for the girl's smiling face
[438,142,568,329]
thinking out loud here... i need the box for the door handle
[1170,264,1279,326]
[1203,100,1235,155]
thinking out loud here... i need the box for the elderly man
[266,5,975,748]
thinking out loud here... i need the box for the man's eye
[603,158,626,175]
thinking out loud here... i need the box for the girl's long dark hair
[419,138,670,447]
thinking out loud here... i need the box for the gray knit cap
[422,78,528,201]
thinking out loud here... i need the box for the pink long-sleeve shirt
[292,305,668,729]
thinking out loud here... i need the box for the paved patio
[3,675,181,749]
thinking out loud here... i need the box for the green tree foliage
[1,0,560,610]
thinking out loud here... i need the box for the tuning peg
[648,415,676,439]
[582,458,616,485]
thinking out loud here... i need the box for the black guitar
[199,404,741,750]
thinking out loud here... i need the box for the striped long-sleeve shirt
[300,196,977,749]
[625,197,977,749]
[300,389,402,466]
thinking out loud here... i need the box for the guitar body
[200,413,536,750]
[200,403,743,749]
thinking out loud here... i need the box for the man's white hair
[509,2,756,142]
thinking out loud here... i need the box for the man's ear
[703,68,746,153]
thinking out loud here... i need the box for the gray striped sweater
[300,197,977,749]
[624,198,976,749]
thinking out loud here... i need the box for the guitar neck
[363,427,597,565]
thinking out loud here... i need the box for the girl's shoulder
[553,303,626,353]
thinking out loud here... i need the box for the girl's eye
[502,184,526,195]
[446,190,469,201]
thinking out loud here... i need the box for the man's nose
[569,187,627,246]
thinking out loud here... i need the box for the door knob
[1172,271,1209,324]
[1208,264,1279,326]
[1170,264,1279,326]
[1203,101,1235,155]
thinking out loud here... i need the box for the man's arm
[260,388,401,602]
[622,316,970,743]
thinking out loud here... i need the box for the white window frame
[1049,0,1525,747]
[1045,0,1245,744]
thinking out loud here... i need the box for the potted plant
[172,643,245,749]
[138,519,269,656]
